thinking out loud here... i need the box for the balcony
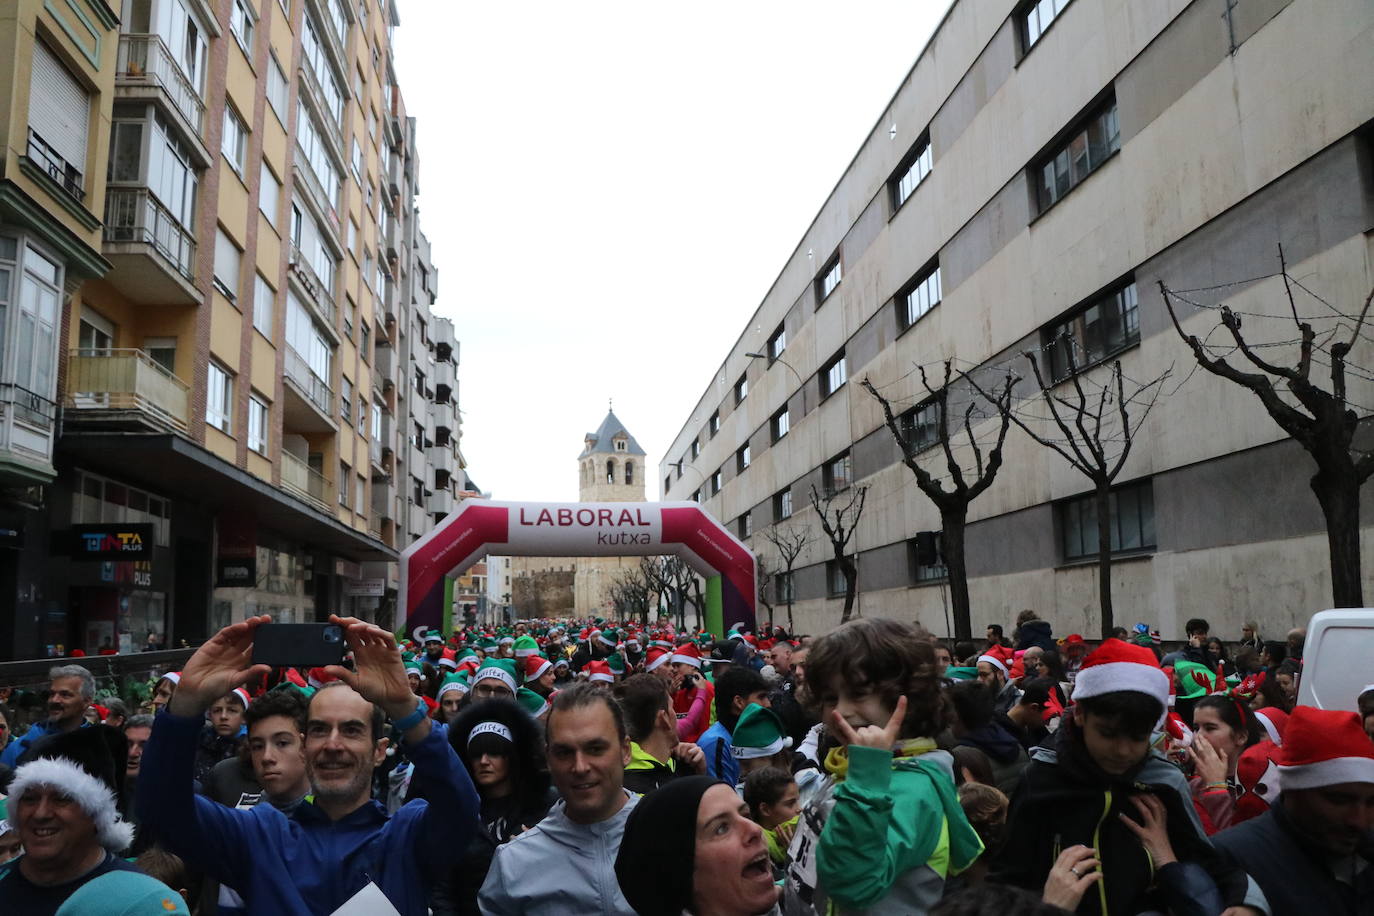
[0,383,57,483]
[114,35,211,165]
[103,188,201,305]
[372,343,396,391]
[288,241,338,328]
[297,62,345,156]
[426,487,454,517]
[431,399,454,433]
[433,358,454,391]
[283,347,335,432]
[280,449,335,513]
[23,129,85,204]
[64,349,190,433]
[427,443,454,475]
[407,441,425,480]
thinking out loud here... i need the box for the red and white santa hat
[645,646,673,672]
[1071,640,1170,724]
[586,660,615,684]
[1276,706,1374,791]
[523,655,553,682]
[229,687,251,709]
[1253,707,1289,746]
[671,643,703,670]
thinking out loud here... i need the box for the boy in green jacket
[784,619,982,914]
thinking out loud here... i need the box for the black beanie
[615,776,721,916]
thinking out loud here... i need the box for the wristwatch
[393,698,427,732]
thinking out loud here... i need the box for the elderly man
[1,666,94,768]
[0,726,189,914]
[766,641,812,748]
[479,683,639,915]
[138,614,479,915]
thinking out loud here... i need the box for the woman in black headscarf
[448,697,553,844]
[615,776,786,916]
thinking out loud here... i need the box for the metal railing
[104,187,197,281]
[65,349,190,431]
[25,129,84,201]
[0,648,195,730]
[0,383,57,431]
[288,240,337,324]
[116,34,205,135]
[280,449,335,511]
[284,346,334,417]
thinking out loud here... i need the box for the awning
[59,432,397,562]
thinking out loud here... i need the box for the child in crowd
[785,618,982,914]
[1186,695,1259,834]
[954,782,1008,887]
[993,641,1264,914]
[743,766,802,869]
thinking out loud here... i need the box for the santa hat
[1253,707,1289,746]
[1276,706,1374,791]
[1071,640,1170,724]
[473,658,519,694]
[645,646,673,672]
[730,703,792,759]
[671,643,703,670]
[513,635,540,658]
[9,726,133,852]
[159,671,181,686]
[307,667,338,689]
[976,654,1008,677]
[437,647,458,671]
[229,687,251,709]
[586,661,614,683]
[1164,711,1194,747]
[553,656,570,670]
[523,654,553,683]
[438,672,469,699]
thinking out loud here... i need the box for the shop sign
[72,524,155,560]
[217,554,258,587]
[344,577,385,597]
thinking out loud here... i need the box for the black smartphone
[252,623,346,668]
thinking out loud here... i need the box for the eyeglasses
[473,684,513,699]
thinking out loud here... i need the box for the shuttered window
[28,42,91,192]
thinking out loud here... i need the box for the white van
[1295,608,1374,711]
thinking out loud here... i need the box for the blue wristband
[393,699,427,733]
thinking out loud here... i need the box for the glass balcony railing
[65,349,190,432]
[104,188,196,281]
[116,34,205,136]
[280,449,334,512]
[288,241,337,325]
[284,346,334,417]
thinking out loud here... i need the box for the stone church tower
[574,409,648,612]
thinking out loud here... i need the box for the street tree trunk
[840,556,858,624]
[1095,479,1114,637]
[1312,465,1364,607]
[940,510,972,640]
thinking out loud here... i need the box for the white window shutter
[28,42,90,175]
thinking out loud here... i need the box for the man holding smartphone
[137,614,480,915]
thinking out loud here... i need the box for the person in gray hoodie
[478,683,638,916]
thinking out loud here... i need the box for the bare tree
[609,563,653,623]
[862,362,1017,641]
[652,556,704,631]
[762,524,811,635]
[1160,250,1374,606]
[987,344,1167,638]
[809,484,868,624]
[754,554,776,626]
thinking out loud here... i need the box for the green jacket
[786,745,983,915]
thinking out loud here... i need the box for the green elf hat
[605,652,626,676]
[513,635,540,658]
[596,628,620,650]
[473,657,519,694]
[1173,659,1218,700]
[0,796,11,838]
[423,630,444,645]
[477,636,498,652]
[945,666,980,682]
[455,647,480,671]
[404,658,423,677]
[730,703,792,759]
[438,671,469,699]
[517,686,549,718]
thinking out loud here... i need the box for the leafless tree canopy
[809,483,867,624]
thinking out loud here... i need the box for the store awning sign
[72,524,155,560]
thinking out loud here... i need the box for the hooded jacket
[992,729,1266,915]
[1015,620,1056,653]
[478,792,639,915]
[623,741,693,795]
[958,722,1029,797]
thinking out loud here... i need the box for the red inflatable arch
[400,499,757,637]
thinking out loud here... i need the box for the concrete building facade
[661,0,1374,640]
[0,0,465,657]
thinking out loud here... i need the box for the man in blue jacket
[138,614,480,915]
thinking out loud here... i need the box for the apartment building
[0,0,462,658]
[662,0,1374,639]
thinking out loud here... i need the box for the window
[263,55,288,125]
[28,41,91,201]
[213,229,241,301]
[347,217,359,255]
[344,297,355,338]
[690,439,700,460]
[771,407,789,443]
[891,135,933,210]
[248,394,269,454]
[1037,97,1119,210]
[259,163,281,227]
[371,401,383,443]
[1045,282,1139,381]
[360,322,370,362]
[1060,479,1155,560]
[357,396,366,435]
[340,462,351,504]
[899,398,942,453]
[708,412,719,438]
[774,572,794,604]
[820,350,847,398]
[341,376,353,422]
[823,452,852,494]
[351,138,363,181]
[230,0,255,53]
[734,374,748,405]
[614,439,627,452]
[1023,0,1073,50]
[625,461,634,485]
[898,264,942,331]
[773,488,793,520]
[72,470,172,547]
[207,362,233,432]
[738,512,752,539]
[252,273,274,335]
[736,444,751,473]
[301,11,345,125]
[221,106,248,175]
[356,474,366,513]
[710,470,722,496]
[768,325,786,361]
[143,336,175,374]
[5,238,62,413]
[908,533,947,583]
[296,102,342,209]
[818,254,842,301]
[692,489,701,503]
[605,460,616,484]
[826,560,848,597]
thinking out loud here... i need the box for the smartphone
[252,623,346,669]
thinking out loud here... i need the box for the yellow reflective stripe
[1092,789,1112,914]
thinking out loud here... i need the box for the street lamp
[745,352,806,415]
[671,460,705,502]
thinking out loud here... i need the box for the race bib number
[233,792,263,810]
[787,812,821,891]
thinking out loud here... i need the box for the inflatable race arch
[400,500,757,638]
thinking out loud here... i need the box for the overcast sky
[393,1,951,503]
